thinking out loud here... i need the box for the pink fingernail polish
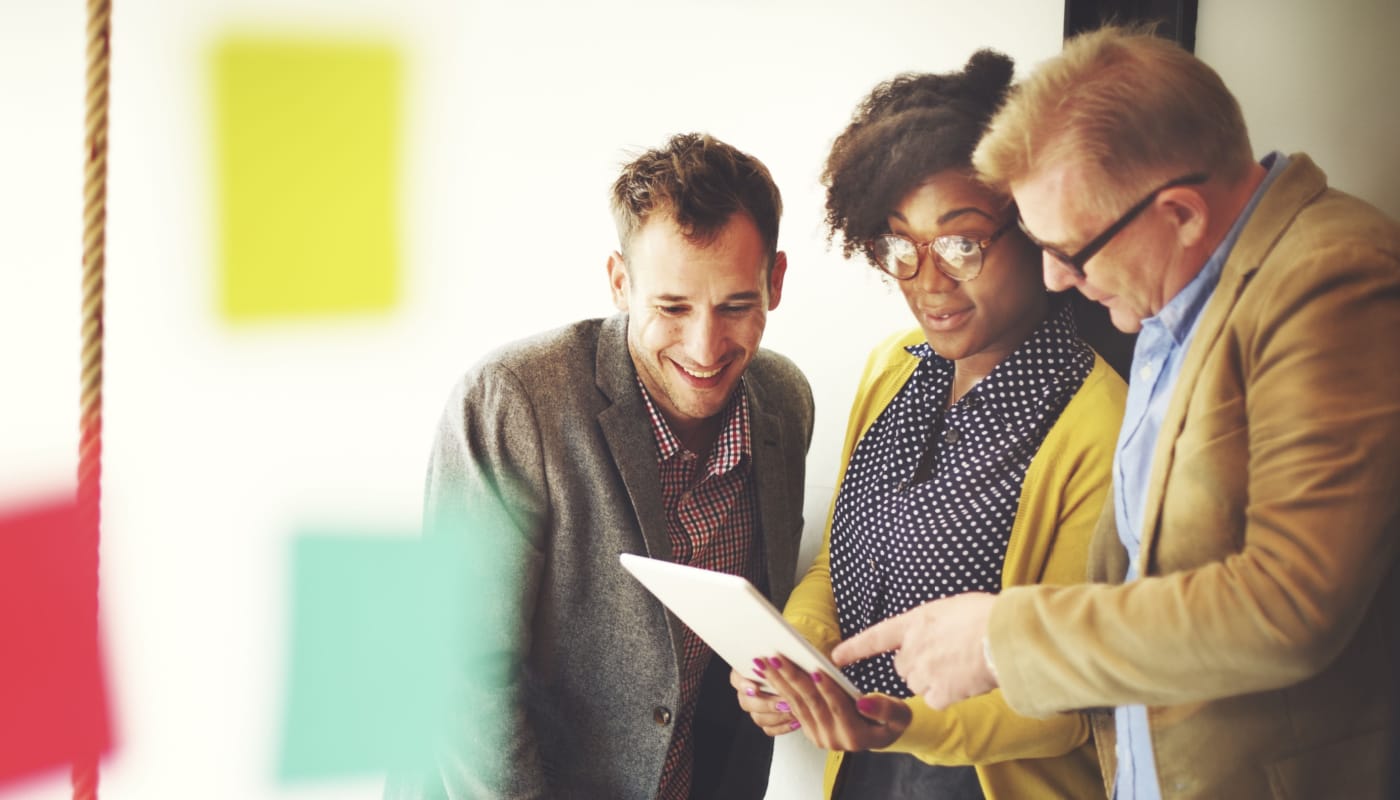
[811,671,824,684]
[857,698,877,713]
[753,658,766,670]
[775,701,791,713]
[789,720,802,731]
[745,687,755,697]
[769,657,783,669]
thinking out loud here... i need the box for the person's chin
[1107,305,1143,334]
[668,392,730,426]
[666,372,738,417]
[922,333,973,362]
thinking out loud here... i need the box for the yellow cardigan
[783,326,1126,799]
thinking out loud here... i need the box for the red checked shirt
[638,377,760,800]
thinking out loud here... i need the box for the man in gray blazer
[387,133,813,799]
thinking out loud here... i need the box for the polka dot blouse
[831,303,1093,697]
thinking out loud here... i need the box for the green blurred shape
[211,35,402,321]
[277,531,470,781]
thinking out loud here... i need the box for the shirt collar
[1152,151,1291,344]
[636,376,752,474]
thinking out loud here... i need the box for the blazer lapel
[1136,155,1329,572]
[594,314,691,670]
[746,378,794,601]
[594,314,672,563]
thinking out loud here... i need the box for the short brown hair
[610,133,782,267]
[822,50,1018,267]
[973,25,1254,213]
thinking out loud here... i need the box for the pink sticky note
[0,496,112,785]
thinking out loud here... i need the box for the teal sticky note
[277,532,469,781]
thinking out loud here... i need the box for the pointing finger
[831,615,908,667]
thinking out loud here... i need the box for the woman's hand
[730,661,801,737]
[760,656,911,752]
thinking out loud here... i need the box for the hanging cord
[73,0,110,797]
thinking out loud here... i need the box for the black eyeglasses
[1018,173,1209,276]
[868,219,1014,283]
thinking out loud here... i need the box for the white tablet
[619,553,861,698]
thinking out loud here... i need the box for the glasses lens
[872,235,919,278]
[931,236,982,280]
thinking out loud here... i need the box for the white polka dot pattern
[831,304,1093,697]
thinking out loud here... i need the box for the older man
[388,133,813,799]
[834,26,1400,799]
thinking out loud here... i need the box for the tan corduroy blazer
[989,154,1400,799]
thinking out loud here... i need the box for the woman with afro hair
[733,51,1123,799]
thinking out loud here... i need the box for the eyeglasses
[869,219,1014,283]
[1018,173,1209,277]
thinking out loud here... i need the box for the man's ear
[766,251,788,311]
[1160,187,1209,250]
[607,251,629,311]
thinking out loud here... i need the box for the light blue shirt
[1110,153,1289,799]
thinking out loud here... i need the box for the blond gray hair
[973,25,1253,213]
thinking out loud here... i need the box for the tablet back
[619,553,860,697]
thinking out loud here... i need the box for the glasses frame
[869,219,1015,283]
[1018,172,1209,277]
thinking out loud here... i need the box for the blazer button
[943,428,959,444]
[653,706,672,726]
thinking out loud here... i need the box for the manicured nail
[753,658,766,670]
[745,687,756,697]
[789,720,802,731]
[811,671,823,684]
[768,657,784,669]
[856,697,877,714]
[775,701,791,713]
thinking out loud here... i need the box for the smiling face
[888,171,1047,381]
[608,212,785,445]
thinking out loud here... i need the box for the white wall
[2,1,1395,799]
[1196,0,1400,219]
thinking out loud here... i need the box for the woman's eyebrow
[938,206,995,224]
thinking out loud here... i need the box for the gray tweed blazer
[386,314,814,799]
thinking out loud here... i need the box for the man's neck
[1196,162,1270,264]
[1160,161,1270,308]
[671,414,723,464]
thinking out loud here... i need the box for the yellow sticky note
[212,36,401,321]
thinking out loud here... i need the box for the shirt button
[1138,365,1153,381]
[943,428,959,444]
[653,706,673,726]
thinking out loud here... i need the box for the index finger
[831,615,908,667]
